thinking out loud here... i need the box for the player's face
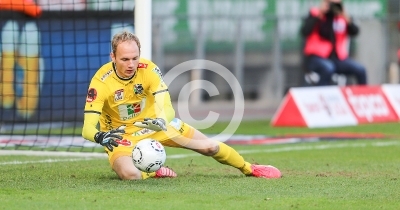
[111,41,140,78]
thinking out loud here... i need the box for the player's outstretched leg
[213,142,282,179]
[179,126,282,179]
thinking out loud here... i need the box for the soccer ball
[132,139,166,173]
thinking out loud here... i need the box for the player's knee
[115,168,142,180]
[208,144,220,156]
[196,144,219,156]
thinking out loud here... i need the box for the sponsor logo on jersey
[179,126,185,134]
[134,84,144,95]
[101,69,113,81]
[115,139,132,146]
[114,89,124,102]
[132,128,155,136]
[105,114,113,130]
[86,88,97,102]
[152,67,164,82]
[138,63,148,68]
[118,103,142,120]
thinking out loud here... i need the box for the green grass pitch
[1,121,400,210]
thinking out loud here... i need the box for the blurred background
[0,0,399,125]
[152,0,396,101]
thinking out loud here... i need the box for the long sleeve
[82,113,100,142]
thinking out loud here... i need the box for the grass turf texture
[1,121,400,209]
[1,140,400,210]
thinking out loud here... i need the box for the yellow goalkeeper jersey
[82,58,174,142]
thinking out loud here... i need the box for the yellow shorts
[106,118,195,167]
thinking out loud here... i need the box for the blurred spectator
[300,0,367,86]
[0,0,42,119]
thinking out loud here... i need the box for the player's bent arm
[82,112,101,142]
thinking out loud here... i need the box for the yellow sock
[212,142,253,175]
[141,172,156,179]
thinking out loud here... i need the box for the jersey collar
[112,62,135,81]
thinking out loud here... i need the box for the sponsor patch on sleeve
[86,88,97,102]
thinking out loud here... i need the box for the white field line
[0,140,399,165]
[0,150,107,157]
[0,158,97,165]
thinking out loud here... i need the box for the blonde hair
[111,31,141,55]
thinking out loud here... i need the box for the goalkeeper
[82,31,281,180]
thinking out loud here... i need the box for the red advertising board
[272,85,400,128]
[272,86,357,128]
[341,86,398,123]
[381,84,400,119]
